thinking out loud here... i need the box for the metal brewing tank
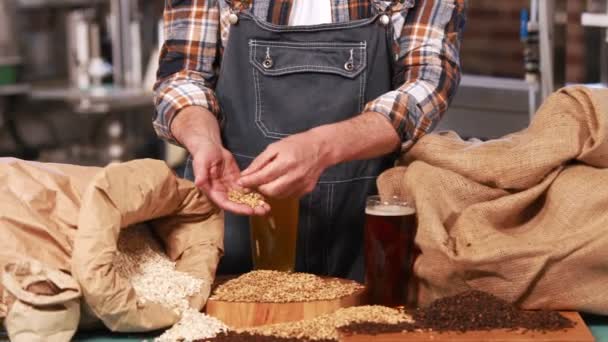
[0,0,19,61]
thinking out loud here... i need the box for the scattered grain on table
[339,290,575,336]
[198,331,335,342]
[242,305,411,340]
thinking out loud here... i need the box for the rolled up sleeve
[364,0,466,149]
[153,0,222,146]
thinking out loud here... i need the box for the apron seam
[359,69,367,111]
[318,176,378,184]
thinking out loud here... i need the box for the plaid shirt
[154,0,466,149]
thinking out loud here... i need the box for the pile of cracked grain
[339,290,575,335]
[227,189,265,208]
[245,306,411,340]
[209,270,364,303]
[115,225,227,342]
[197,306,410,341]
[200,332,335,341]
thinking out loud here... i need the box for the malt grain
[228,189,265,208]
[339,290,575,335]
[199,331,334,342]
[210,271,363,303]
[244,305,411,340]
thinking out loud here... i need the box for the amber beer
[249,197,299,272]
[364,195,417,307]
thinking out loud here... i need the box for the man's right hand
[172,106,269,216]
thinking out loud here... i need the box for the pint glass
[249,197,299,272]
[364,195,417,307]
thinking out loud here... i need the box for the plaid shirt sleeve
[153,0,222,145]
[364,0,466,150]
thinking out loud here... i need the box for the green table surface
[0,315,604,341]
[71,314,608,342]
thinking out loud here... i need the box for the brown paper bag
[0,158,224,334]
[2,259,81,342]
[377,86,608,314]
[72,159,224,332]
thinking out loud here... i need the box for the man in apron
[154,0,465,281]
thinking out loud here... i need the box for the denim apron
[185,5,395,281]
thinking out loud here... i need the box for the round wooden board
[205,277,367,328]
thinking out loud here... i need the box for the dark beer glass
[364,195,417,308]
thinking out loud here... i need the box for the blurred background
[0,0,606,168]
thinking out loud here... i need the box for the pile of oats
[115,225,227,342]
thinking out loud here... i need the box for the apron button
[380,14,390,26]
[262,57,274,69]
[228,13,239,25]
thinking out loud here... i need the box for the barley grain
[228,189,265,208]
[243,306,412,340]
[209,271,363,303]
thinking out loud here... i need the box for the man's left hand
[238,131,331,199]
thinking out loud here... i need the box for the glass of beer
[249,197,299,272]
[364,195,417,308]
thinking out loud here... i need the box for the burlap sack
[2,259,81,342]
[377,86,608,314]
[0,158,223,335]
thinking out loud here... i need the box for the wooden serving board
[205,277,366,329]
[341,312,595,342]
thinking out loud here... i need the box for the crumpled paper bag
[0,158,224,334]
[2,259,81,342]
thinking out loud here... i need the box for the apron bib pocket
[249,40,367,139]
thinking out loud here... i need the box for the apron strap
[224,0,252,13]
[227,1,404,16]
[372,0,404,15]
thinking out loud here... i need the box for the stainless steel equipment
[110,0,143,88]
[0,0,21,71]
[582,0,608,86]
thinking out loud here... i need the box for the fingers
[252,202,271,216]
[239,157,290,189]
[258,173,317,199]
[193,154,271,216]
[258,175,299,198]
[241,148,277,176]
[209,160,223,181]
[194,164,211,190]
[193,151,221,187]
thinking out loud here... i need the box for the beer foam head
[365,204,415,216]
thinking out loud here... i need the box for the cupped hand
[191,140,270,216]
